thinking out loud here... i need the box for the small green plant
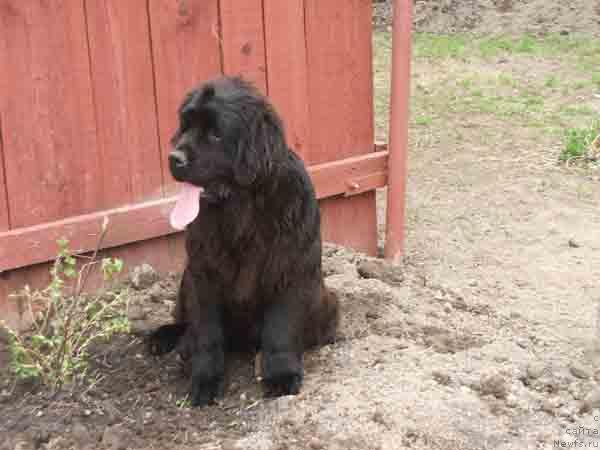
[414,115,433,126]
[544,76,559,88]
[176,395,191,409]
[2,220,130,391]
[413,33,468,59]
[560,121,600,163]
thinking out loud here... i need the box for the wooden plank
[262,0,310,158]
[219,0,267,94]
[0,115,9,231]
[0,197,178,272]
[321,193,379,255]
[84,0,163,207]
[0,0,100,228]
[148,0,222,196]
[304,0,374,165]
[304,0,378,255]
[310,151,387,199]
[0,150,387,271]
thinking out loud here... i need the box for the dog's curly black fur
[147,76,338,407]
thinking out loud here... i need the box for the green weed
[176,395,192,409]
[413,34,468,59]
[545,76,559,88]
[2,224,129,392]
[560,121,600,162]
[414,115,434,126]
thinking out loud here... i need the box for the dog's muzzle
[169,149,189,181]
[169,149,188,168]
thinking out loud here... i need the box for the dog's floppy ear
[233,111,283,187]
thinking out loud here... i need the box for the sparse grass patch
[411,32,600,62]
[374,29,599,172]
[560,121,600,163]
[560,105,596,117]
[414,115,434,126]
[477,35,542,57]
[413,34,468,59]
[498,74,517,88]
[545,76,559,88]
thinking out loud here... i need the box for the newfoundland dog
[148,76,338,407]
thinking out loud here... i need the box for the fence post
[384,0,412,263]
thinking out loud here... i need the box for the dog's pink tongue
[170,183,203,230]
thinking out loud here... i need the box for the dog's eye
[206,131,221,143]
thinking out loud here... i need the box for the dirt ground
[374,0,600,36]
[2,3,600,450]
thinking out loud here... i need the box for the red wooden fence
[0,0,388,329]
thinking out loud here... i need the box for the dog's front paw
[190,376,225,407]
[147,323,187,355]
[261,352,303,397]
[263,373,303,397]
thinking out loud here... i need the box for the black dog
[148,76,338,407]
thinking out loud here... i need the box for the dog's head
[169,76,286,191]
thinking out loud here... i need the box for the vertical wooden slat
[262,0,310,159]
[320,193,378,254]
[304,0,377,255]
[148,0,222,195]
[0,117,9,231]
[304,0,374,165]
[84,0,163,207]
[0,0,100,228]
[219,0,267,94]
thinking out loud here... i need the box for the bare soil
[374,0,600,36]
[2,3,600,449]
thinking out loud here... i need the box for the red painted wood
[262,0,310,159]
[148,0,222,195]
[219,0,267,94]
[85,0,163,207]
[304,0,378,255]
[311,151,387,199]
[0,0,100,228]
[0,117,9,231]
[385,0,413,262]
[304,0,375,165]
[0,197,178,272]
[0,150,386,271]
[321,193,378,255]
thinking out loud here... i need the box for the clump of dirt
[2,246,600,449]
[373,0,600,36]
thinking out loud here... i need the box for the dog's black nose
[169,150,188,168]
